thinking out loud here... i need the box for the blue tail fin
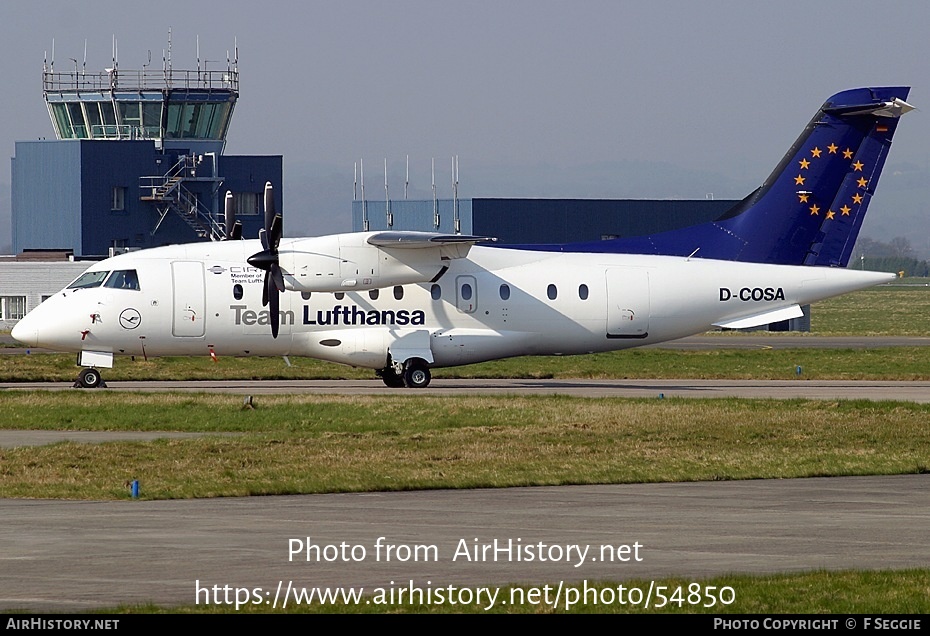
[524,87,912,266]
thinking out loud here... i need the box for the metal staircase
[141,155,225,241]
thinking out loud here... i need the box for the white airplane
[11,87,912,388]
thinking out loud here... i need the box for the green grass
[2,393,929,500]
[812,285,930,335]
[5,345,930,381]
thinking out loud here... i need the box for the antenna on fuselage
[360,158,368,231]
[384,158,392,227]
[432,158,439,229]
[452,155,460,234]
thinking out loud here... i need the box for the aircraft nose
[10,317,37,348]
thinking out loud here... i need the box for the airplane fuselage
[12,235,892,375]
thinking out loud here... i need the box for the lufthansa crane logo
[119,308,142,330]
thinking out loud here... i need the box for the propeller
[246,182,285,338]
[223,191,242,240]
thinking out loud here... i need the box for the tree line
[853,237,930,276]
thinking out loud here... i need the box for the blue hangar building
[11,55,281,258]
[352,197,737,244]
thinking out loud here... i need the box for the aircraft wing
[367,232,496,248]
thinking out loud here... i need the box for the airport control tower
[11,41,281,257]
[43,54,237,154]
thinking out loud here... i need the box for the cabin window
[68,271,109,289]
[547,284,558,300]
[301,291,312,300]
[104,270,140,290]
[233,284,244,300]
[334,292,345,300]
[430,284,441,300]
[578,284,589,300]
[369,289,380,300]
[499,284,510,300]
[461,283,473,301]
[393,286,404,300]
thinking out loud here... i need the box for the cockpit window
[104,269,140,290]
[67,271,109,289]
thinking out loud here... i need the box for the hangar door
[171,261,206,337]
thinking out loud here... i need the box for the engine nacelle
[278,233,449,293]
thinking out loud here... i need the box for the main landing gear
[74,367,106,389]
[378,358,432,389]
[378,367,405,388]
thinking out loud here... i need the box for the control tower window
[100,102,117,135]
[118,102,142,136]
[183,103,202,137]
[50,103,74,139]
[67,103,87,138]
[142,102,162,138]
[165,101,231,140]
[85,103,102,137]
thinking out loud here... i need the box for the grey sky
[2,1,929,250]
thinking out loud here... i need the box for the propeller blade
[262,271,270,307]
[263,182,276,236]
[224,191,236,240]
[271,262,285,293]
[268,277,280,339]
[230,221,242,241]
[268,213,283,250]
[247,181,284,339]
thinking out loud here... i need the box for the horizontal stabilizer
[713,304,804,330]
[823,97,915,118]
[368,232,496,248]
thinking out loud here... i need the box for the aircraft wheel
[379,367,405,388]
[77,368,103,389]
[403,360,431,389]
